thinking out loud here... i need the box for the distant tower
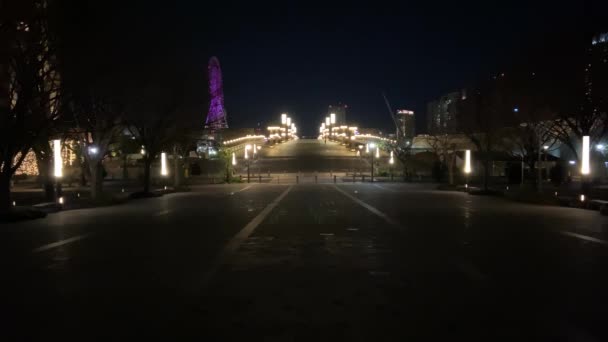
[205,57,229,130]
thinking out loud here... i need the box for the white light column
[582,135,590,175]
[161,152,168,176]
[53,139,62,178]
[464,150,472,174]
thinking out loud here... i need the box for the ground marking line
[32,233,93,254]
[561,231,608,246]
[194,185,293,290]
[232,184,255,194]
[155,209,170,216]
[373,184,398,192]
[332,185,403,228]
[333,184,486,283]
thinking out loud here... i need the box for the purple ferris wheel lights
[205,56,228,130]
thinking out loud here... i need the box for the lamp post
[389,151,394,181]
[281,113,287,142]
[245,145,251,183]
[370,143,376,182]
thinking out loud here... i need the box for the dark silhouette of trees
[0,0,61,216]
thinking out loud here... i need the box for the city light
[569,160,576,165]
[245,144,251,159]
[88,146,98,155]
[365,144,369,153]
[161,152,168,176]
[253,144,257,155]
[543,145,549,150]
[357,150,360,157]
[581,135,590,175]
[286,117,291,126]
[464,149,472,174]
[281,113,287,125]
[58,196,64,205]
[597,144,605,151]
[330,113,336,124]
[53,139,62,178]
[325,117,330,126]
[580,194,585,202]
[389,151,394,164]
[375,146,380,158]
[232,152,236,166]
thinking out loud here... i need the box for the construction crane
[382,92,406,147]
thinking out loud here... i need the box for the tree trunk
[483,158,491,191]
[173,150,181,188]
[122,154,129,180]
[447,153,455,185]
[88,160,104,200]
[35,148,55,201]
[0,172,12,217]
[143,157,151,193]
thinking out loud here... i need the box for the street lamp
[370,143,376,182]
[389,151,394,181]
[245,144,252,183]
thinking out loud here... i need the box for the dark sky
[62,0,607,135]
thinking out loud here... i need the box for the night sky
[62,1,607,135]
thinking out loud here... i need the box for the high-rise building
[426,90,465,134]
[587,32,608,114]
[395,109,415,140]
[327,103,347,125]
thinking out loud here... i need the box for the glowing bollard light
[581,135,590,175]
[464,149,472,189]
[232,152,237,166]
[53,139,62,178]
[580,194,586,202]
[375,146,380,158]
[389,151,394,165]
[58,196,64,205]
[161,152,168,176]
[12,201,16,206]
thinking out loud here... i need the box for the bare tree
[67,89,124,200]
[126,84,179,194]
[0,0,61,215]
[456,77,511,190]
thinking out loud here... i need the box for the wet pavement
[2,183,608,341]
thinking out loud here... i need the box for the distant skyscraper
[395,109,415,140]
[328,103,347,125]
[205,56,229,130]
[426,90,465,134]
[587,32,608,115]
